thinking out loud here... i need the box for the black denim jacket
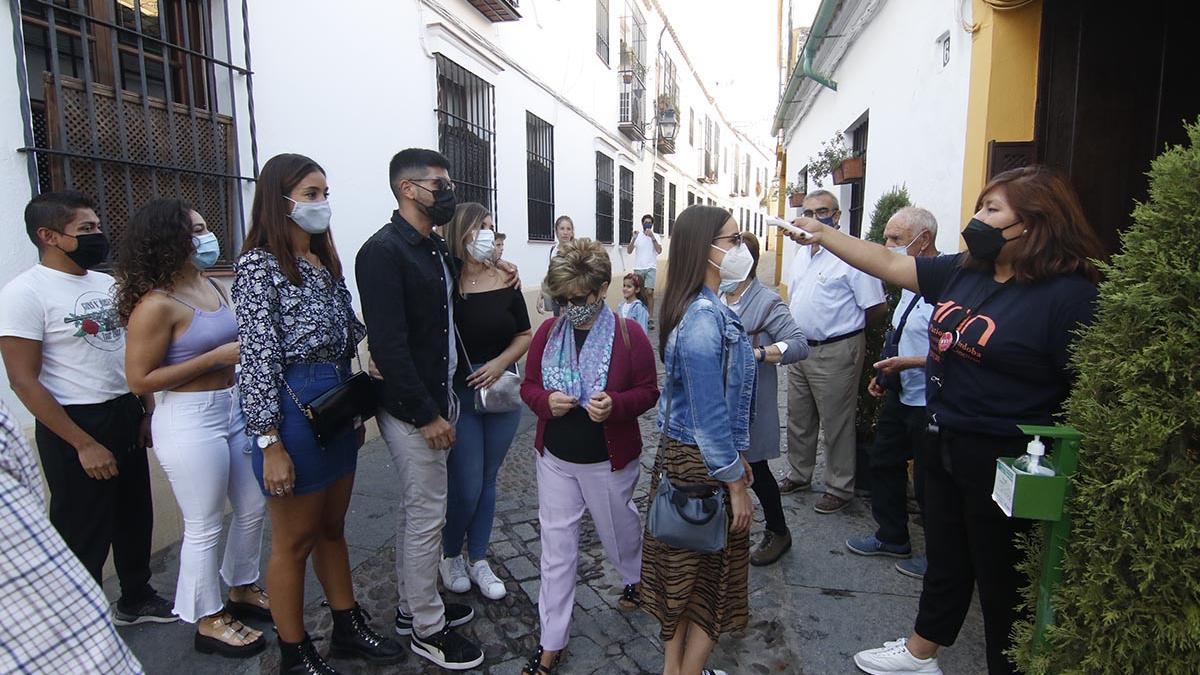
[355,211,459,427]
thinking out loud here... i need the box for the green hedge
[1010,119,1200,673]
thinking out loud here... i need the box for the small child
[492,232,506,263]
[617,272,650,333]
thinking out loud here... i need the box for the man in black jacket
[356,148,483,670]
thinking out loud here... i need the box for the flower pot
[832,156,865,185]
[622,71,633,84]
[788,192,805,208]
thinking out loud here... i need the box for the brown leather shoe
[813,493,851,514]
[750,529,792,566]
[777,476,811,494]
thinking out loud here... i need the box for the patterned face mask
[565,298,604,328]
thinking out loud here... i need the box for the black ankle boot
[328,604,406,665]
[278,634,339,674]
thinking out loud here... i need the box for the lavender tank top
[157,282,238,366]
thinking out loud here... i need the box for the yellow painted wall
[959,0,1043,243]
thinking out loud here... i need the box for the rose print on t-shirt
[63,290,123,351]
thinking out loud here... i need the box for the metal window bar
[13,0,256,270]
[667,182,676,234]
[435,53,496,214]
[595,151,614,244]
[652,172,663,234]
[525,111,554,241]
[595,0,608,64]
[849,120,869,237]
[618,165,633,245]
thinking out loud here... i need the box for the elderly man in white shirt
[779,189,887,514]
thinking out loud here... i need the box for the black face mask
[961,217,1021,262]
[57,232,110,270]
[411,182,458,226]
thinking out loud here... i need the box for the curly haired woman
[115,199,267,658]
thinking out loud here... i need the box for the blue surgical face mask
[887,234,921,256]
[284,196,332,234]
[816,215,837,227]
[191,231,220,269]
[719,279,741,294]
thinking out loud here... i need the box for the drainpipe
[802,0,840,91]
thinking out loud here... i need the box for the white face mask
[467,228,495,262]
[284,196,332,234]
[887,234,922,256]
[710,242,754,286]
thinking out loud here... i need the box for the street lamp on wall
[656,107,679,142]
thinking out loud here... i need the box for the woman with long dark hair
[784,166,1102,675]
[642,205,757,675]
[234,153,403,673]
[437,202,531,601]
[117,199,266,657]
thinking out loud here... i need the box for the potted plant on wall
[787,183,805,207]
[807,131,864,186]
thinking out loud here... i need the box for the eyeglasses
[409,177,456,192]
[712,232,744,247]
[555,294,594,307]
[800,207,834,218]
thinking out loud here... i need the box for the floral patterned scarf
[540,306,615,406]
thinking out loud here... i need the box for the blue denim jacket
[658,286,757,482]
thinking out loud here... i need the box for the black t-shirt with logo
[915,253,1097,437]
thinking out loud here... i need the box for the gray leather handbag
[646,348,728,553]
[648,470,727,553]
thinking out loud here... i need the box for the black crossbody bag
[875,294,922,392]
[284,363,376,446]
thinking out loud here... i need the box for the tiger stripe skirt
[640,437,750,642]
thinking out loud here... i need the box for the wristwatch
[256,433,281,449]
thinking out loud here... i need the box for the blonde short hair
[542,238,611,300]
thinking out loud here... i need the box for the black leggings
[750,460,788,535]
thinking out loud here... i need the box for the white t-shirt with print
[0,265,128,405]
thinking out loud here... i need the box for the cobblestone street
[114,338,987,673]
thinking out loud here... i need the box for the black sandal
[225,583,272,621]
[520,646,561,674]
[617,583,640,611]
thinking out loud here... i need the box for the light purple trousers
[535,451,643,651]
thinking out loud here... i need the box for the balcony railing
[618,76,645,141]
[466,0,521,22]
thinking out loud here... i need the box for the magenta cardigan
[520,315,660,470]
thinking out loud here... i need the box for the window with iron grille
[436,53,496,213]
[688,107,694,146]
[616,0,646,140]
[595,151,614,243]
[667,182,676,233]
[618,166,633,244]
[849,119,868,237]
[526,112,554,241]
[703,116,713,177]
[595,0,609,65]
[14,0,257,269]
[652,172,664,234]
[687,190,695,207]
[732,146,740,194]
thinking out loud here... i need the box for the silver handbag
[454,326,523,414]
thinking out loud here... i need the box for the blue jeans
[443,368,521,560]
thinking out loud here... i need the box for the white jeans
[152,385,265,622]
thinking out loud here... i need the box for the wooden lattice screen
[42,73,237,266]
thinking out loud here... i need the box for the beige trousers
[785,332,864,500]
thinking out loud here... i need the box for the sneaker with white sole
[467,559,506,600]
[410,625,484,670]
[439,555,471,594]
[853,638,943,675]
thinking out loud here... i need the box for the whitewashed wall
[780,0,971,276]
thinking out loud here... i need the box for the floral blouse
[232,248,366,436]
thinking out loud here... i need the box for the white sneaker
[439,555,470,594]
[467,559,506,600]
[853,638,943,675]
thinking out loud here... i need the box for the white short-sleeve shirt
[894,287,934,407]
[0,265,128,405]
[786,246,885,342]
[632,231,658,270]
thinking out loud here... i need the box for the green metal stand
[1016,424,1083,654]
